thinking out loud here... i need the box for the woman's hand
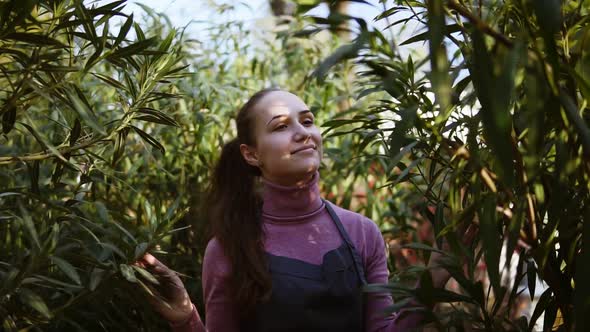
[136,253,194,324]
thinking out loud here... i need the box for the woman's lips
[291,144,316,154]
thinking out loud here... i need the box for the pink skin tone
[240,90,322,187]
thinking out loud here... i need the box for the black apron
[243,200,368,332]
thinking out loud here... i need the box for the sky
[117,0,428,58]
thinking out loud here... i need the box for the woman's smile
[291,144,317,154]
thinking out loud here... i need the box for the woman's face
[240,90,322,186]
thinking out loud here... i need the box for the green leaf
[131,125,165,153]
[115,13,134,47]
[1,103,16,134]
[133,22,145,41]
[158,29,176,53]
[388,158,420,186]
[479,195,501,297]
[26,160,40,195]
[402,242,447,256]
[470,29,515,186]
[92,73,128,92]
[109,37,156,59]
[94,201,109,223]
[529,288,553,331]
[312,33,367,79]
[132,265,159,285]
[66,89,106,136]
[400,24,465,46]
[120,264,137,283]
[559,90,590,158]
[383,298,414,315]
[110,219,137,245]
[19,288,52,319]
[134,242,149,260]
[19,122,71,164]
[75,2,98,44]
[38,64,80,72]
[112,127,130,166]
[505,204,524,273]
[388,140,418,174]
[135,108,179,127]
[50,256,82,285]
[89,268,105,291]
[99,242,126,259]
[427,0,452,114]
[70,118,81,147]
[433,201,445,249]
[4,32,68,48]
[18,201,40,249]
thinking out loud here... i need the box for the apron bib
[243,201,368,332]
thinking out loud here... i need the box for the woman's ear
[240,144,261,168]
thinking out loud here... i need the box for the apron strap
[323,199,368,285]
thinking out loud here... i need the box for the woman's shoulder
[324,201,382,240]
[324,200,385,265]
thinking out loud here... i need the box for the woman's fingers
[139,252,163,268]
[138,253,176,279]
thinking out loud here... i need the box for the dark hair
[206,88,281,315]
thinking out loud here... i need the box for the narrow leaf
[131,125,165,153]
[115,13,133,47]
[120,264,137,283]
[18,201,40,249]
[4,32,67,47]
[50,256,81,285]
[66,89,106,136]
[132,265,159,285]
[479,196,501,297]
[19,288,52,318]
[2,103,16,134]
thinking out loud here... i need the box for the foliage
[0,0,378,330]
[295,0,590,331]
[0,0,193,329]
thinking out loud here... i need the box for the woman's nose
[293,123,311,142]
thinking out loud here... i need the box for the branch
[447,0,513,48]
[0,134,106,165]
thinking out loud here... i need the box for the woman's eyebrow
[266,110,311,125]
[266,114,288,126]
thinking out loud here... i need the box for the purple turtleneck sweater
[171,174,422,331]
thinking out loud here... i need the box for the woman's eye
[303,119,314,126]
[275,124,287,130]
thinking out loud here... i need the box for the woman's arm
[140,239,240,332]
[169,305,204,332]
[199,238,240,331]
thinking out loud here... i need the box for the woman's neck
[260,171,323,218]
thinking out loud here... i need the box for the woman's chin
[284,166,318,183]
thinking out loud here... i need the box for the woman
[138,88,459,331]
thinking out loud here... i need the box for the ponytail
[206,88,280,316]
